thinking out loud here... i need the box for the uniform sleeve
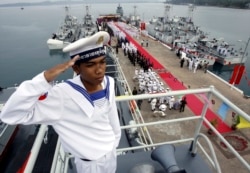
[0,72,63,125]
[108,77,121,148]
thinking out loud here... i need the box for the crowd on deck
[176,48,210,73]
[130,66,188,117]
[105,21,188,116]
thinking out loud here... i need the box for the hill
[167,0,250,9]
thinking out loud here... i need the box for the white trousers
[169,102,174,109]
[74,148,117,173]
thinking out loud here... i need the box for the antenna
[164,4,172,22]
[188,4,196,21]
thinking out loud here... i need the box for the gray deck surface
[117,144,212,173]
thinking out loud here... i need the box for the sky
[0,0,47,5]
[0,0,160,5]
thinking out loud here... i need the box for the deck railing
[20,46,250,173]
[22,86,250,173]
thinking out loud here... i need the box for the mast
[188,4,196,22]
[164,4,172,22]
[133,5,137,19]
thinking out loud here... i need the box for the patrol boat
[47,6,81,50]
[145,4,248,67]
[78,5,98,38]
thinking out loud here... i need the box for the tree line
[168,0,250,9]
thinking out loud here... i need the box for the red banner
[235,65,245,84]
[140,22,146,30]
[229,65,240,84]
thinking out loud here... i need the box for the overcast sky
[0,0,114,5]
[0,0,83,5]
[0,0,55,5]
[0,0,159,5]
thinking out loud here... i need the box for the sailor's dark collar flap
[59,81,94,118]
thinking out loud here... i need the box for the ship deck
[110,27,250,173]
[1,24,250,172]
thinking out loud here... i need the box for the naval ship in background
[47,5,98,50]
[0,3,250,173]
[145,4,249,68]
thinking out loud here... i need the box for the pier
[111,24,250,173]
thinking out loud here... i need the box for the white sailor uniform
[0,74,121,173]
[159,104,167,112]
[169,96,175,110]
[150,98,157,111]
[1,31,121,173]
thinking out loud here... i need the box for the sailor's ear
[72,64,80,74]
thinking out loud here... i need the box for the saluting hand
[44,55,80,82]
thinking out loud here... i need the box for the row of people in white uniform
[149,92,182,117]
[133,68,165,93]
[188,57,200,73]
[121,41,137,54]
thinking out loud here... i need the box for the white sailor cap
[63,31,110,62]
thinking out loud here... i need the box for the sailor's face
[75,56,106,87]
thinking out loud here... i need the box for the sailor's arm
[44,55,79,82]
[0,56,79,124]
[0,72,54,124]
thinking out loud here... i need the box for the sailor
[169,96,175,110]
[158,103,167,116]
[136,88,144,110]
[193,59,199,73]
[0,31,121,173]
[179,96,187,112]
[133,68,139,81]
[159,96,165,104]
[141,40,144,47]
[139,79,146,91]
[164,88,171,104]
[188,58,194,71]
[150,98,157,111]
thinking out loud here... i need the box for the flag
[217,102,229,120]
[237,116,250,129]
[38,92,48,101]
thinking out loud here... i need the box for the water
[0,3,250,95]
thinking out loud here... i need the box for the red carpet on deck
[116,23,232,133]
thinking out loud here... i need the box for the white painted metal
[22,86,250,173]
